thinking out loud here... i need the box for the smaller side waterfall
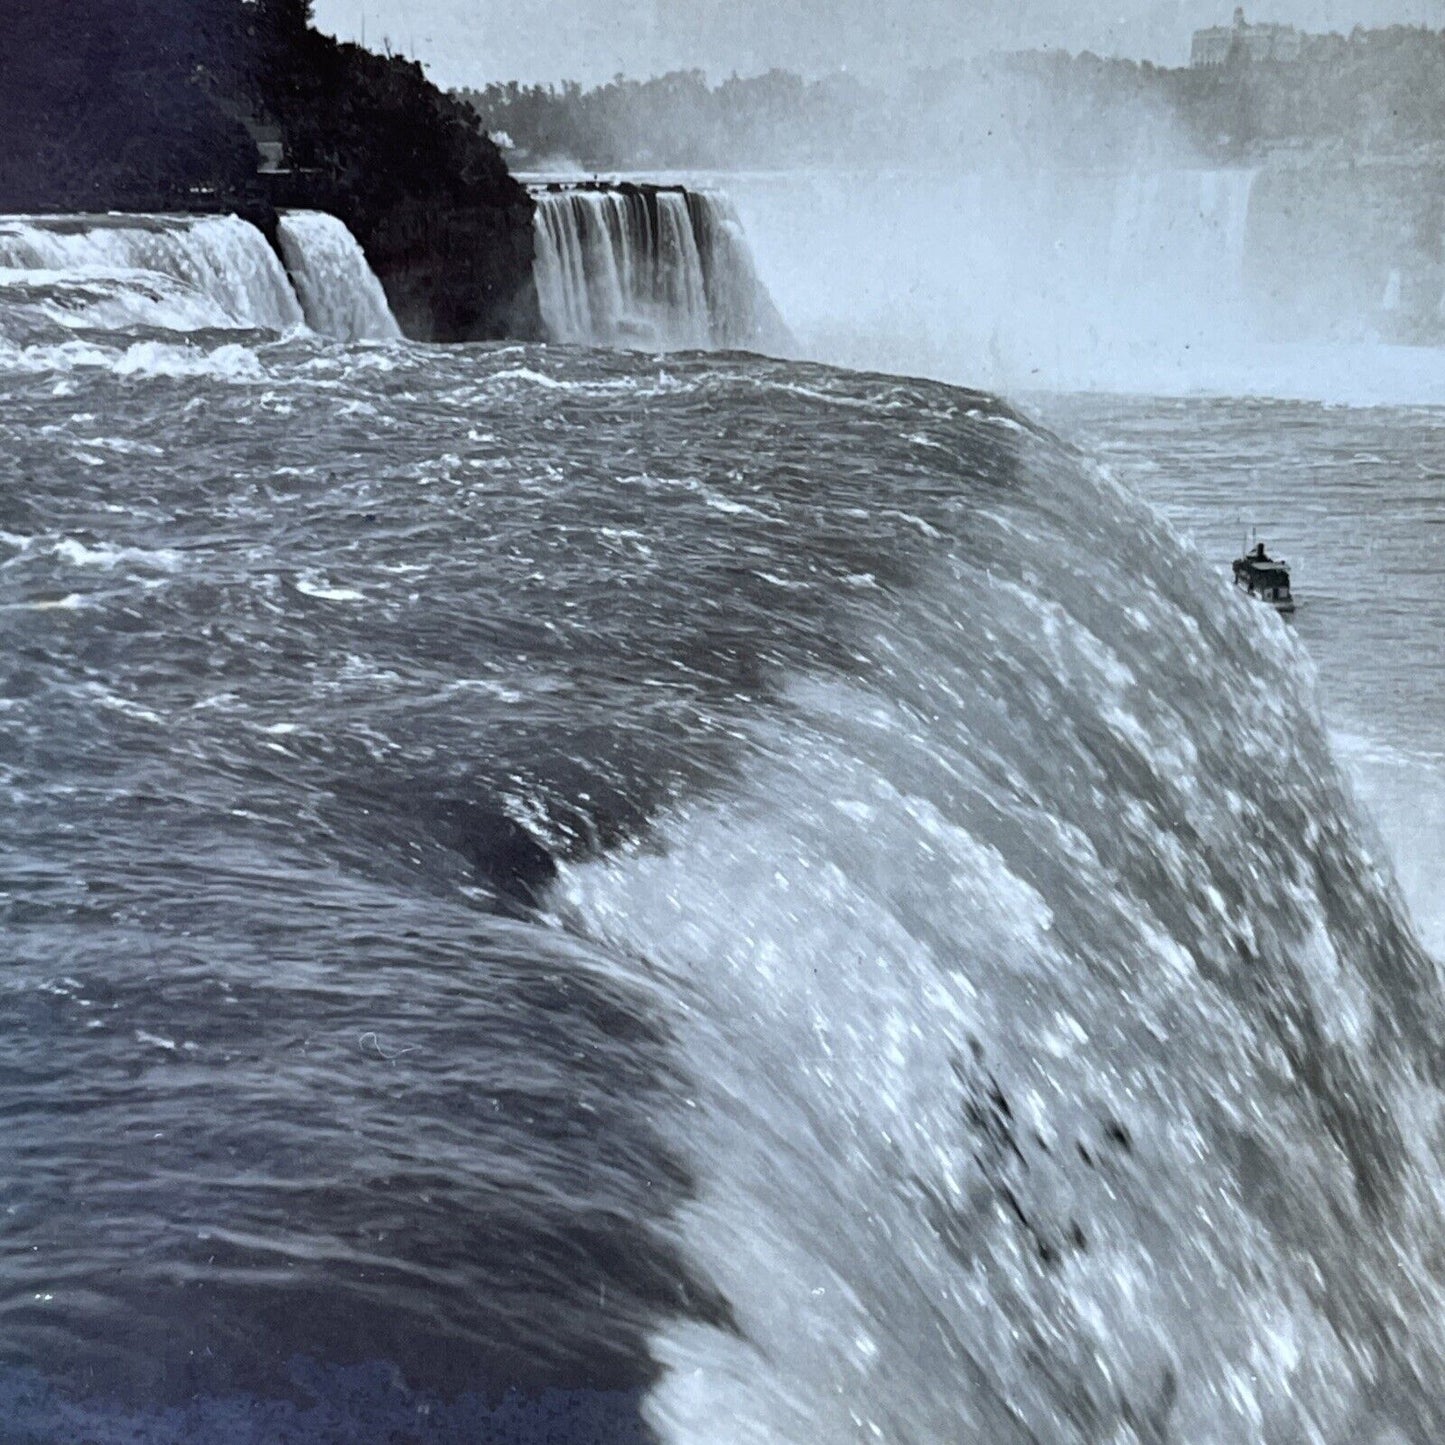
[276,211,401,342]
[0,214,304,333]
[531,184,789,352]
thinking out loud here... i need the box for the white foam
[295,575,366,602]
[113,341,266,381]
[0,214,303,333]
[555,521,1445,1444]
[0,336,268,381]
[52,538,183,571]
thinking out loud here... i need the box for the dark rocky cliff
[0,0,540,342]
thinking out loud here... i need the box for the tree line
[460,27,1445,171]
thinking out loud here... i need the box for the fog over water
[544,161,1445,406]
[456,0,1445,400]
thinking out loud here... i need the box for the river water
[1044,393,1445,960]
[1,224,1444,1444]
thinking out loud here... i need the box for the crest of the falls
[2,324,1445,1443]
[276,211,401,342]
[0,211,398,346]
[531,185,789,352]
[0,213,304,334]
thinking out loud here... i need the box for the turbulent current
[2,223,1444,1444]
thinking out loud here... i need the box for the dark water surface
[3,336,1444,1443]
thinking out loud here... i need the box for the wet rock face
[359,199,543,343]
[256,34,545,344]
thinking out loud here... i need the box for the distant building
[246,123,287,174]
[1191,8,1302,66]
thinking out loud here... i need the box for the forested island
[1,0,539,340]
[461,25,1445,172]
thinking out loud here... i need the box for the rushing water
[275,211,402,343]
[2,209,1444,1445]
[0,214,305,338]
[530,185,789,352]
[0,211,398,350]
[1043,393,1445,959]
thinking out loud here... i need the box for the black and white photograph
[2,2,1444,1441]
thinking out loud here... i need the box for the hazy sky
[311,0,1445,88]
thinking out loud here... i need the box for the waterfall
[0,214,304,333]
[276,211,401,342]
[531,185,789,352]
[1104,167,1259,298]
[716,166,1270,392]
[686,190,792,350]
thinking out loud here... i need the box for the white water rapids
[0,209,398,343]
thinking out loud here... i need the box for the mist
[726,160,1445,401]
[479,29,1445,400]
[725,166,1259,396]
[316,0,1445,401]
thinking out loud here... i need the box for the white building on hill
[1191,8,1303,66]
